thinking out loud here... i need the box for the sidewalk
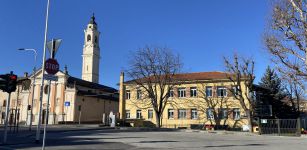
[0,124,114,146]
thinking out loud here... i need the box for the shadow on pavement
[204,143,266,148]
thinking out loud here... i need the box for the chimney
[119,72,126,120]
[24,72,28,77]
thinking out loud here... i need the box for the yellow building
[119,71,251,129]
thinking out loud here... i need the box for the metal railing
[259,119,300,136]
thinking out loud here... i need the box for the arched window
[87,35,91,42]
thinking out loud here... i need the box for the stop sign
[45,58,59,75]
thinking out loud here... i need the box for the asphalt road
[1,128,307,150]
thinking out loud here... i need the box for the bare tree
[224,54,255,132]
[264,0,307,80]
[282,71,306,112]
[125,46,182,127]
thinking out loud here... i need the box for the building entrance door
[42,109,46,124]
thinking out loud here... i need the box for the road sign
[45,58,59,75]
[64,102,70,107]
[44,74,58,81]
[261,119,268,124]
[47,39,62,58]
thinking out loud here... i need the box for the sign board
[261,119,268,124]
[44,74,58,81]
[47,39,62,58]
[45,58,59,75]
[64,102,70,107]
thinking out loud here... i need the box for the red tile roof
[172,71,233,81]
[125,71,235,83]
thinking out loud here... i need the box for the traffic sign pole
[3,93,11,144]
[42,80,51,150]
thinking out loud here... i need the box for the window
[136,90,142,99]
[207,108,214,120]
[232,86,239,96]
[206,86,212,97]
[55,98,60,106]
[126,90,130,99]
[219,108,228,119]
[168,109,174,119]
[191,109,198,119]
[169,89,174,98]
[148,110,153,119]
[217,86,227,97]
[136,110,142,119]
[95,36,98,43]
[1,112,5,119]
[178,88,186,98]
[190,87,197,97]
[233,108,240,120]
[126,110,130,119]
[87,34,91,42]
[2,100,6,107]
[178,109,187,119]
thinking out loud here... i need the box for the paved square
[1,129,307,150]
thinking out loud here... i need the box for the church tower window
[87,35,91,42]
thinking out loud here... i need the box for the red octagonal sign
[45,58,59,75]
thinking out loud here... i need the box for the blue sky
[0,0,271,88]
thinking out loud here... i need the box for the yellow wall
[122,80,250,128]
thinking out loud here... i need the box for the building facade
[119,72,251,129]
[0,15,118,125]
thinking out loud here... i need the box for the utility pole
[36,0,51,143]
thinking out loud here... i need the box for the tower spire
[89,13,97,25]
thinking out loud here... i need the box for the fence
[301,118,307,130]
[259,119,300,136]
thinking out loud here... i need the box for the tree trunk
[155,114,161,128]
[246,110,253,133]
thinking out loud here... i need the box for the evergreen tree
[258,66,298,119]
[259,66,284,98]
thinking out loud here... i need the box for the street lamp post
[17,48,37,131]
[36,0,51,144]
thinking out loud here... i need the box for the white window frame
[217,86,227,97]
[126,90,131,100]
[126,110,130,119]
[136,110,142,119]
[169,89,174,98]
[207,108,214,120]
[233,108,240,120]
[168,109,174,119]
[219,108,228,119]
[148,110,153,119]
[206,86,213,97]
[178,88,186,98]
[136,90,142,99]
[232,86,239,96]
[191,109,198,119]
[178,109,187,119]
[190,87,197,97]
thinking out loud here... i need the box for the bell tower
[82,14,100,83]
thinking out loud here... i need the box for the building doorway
[42,109,46,124]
